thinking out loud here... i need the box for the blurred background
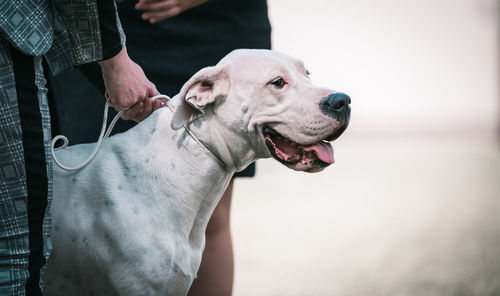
[231,0,500,295]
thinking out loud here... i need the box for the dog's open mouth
[263,126,334,172]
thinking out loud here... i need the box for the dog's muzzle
[320,92,351,141]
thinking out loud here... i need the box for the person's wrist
[98,46,129,70]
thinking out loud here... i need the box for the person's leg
[0,42,50,295]
[188,180,234,296]
[12,48,49,296]
[0,40,31,296]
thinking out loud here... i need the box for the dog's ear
[171,64,231,130]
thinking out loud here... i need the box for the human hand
[121,96,167,122]
[135,0,209,23]
[99,47,165,122]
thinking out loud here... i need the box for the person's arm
[96,1,164,122]
[97,0,125,60]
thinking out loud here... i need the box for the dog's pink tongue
[304,142,335,164]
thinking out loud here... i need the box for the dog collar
[163,100,230,169]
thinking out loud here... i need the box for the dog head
[171,49,350,173]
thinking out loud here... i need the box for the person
[48,0,271,295]
[0,2,161,295]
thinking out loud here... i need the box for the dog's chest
[47,192,199,295]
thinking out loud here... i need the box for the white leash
[51,94,171,171]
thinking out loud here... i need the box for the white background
[231,1,500,295]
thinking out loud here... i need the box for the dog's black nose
[320,92,351,116]
[320,92,351,141]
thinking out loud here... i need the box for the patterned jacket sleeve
[46,0,126,75]
[96,1,126,60]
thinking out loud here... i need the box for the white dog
[43,49,351,295]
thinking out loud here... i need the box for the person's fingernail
[142,14,148,20]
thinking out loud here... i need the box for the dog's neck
[181,115,233,170]
[174,107,260,173]
[133,109,233,248]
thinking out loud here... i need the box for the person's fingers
[122,101,143,121]
[109,98,124,111]
[140,97,168,121]
[105,90,120,109]
[138,86,149,102]
[147,83,160,97]
[137,0,165,4]
[120,108,132,121]
[152,98,165,111]
[135,0,174,12]
[139,97,154,121]
[115,98,166,122]
[145,7,182,23]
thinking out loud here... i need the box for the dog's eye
[269,77,286,89]
[306,70,311,76]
